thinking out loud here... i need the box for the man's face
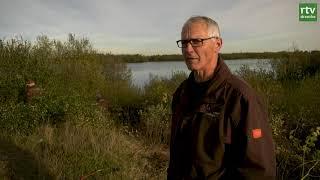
[181,22,222,71]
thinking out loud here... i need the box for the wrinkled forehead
[181,22,208,39]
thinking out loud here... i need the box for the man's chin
[186,64,198,71]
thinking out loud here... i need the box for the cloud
[0,0,318,54]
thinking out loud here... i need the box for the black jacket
[168,56,276,180]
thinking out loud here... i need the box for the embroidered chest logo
[198,103,222,118]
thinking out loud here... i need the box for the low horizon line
[97,49,320,56]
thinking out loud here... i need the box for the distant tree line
[105,50,320,63]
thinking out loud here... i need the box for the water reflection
[127,59,271,87]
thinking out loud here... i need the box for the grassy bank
[0,35,319,179]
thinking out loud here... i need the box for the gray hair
[182,16,221,37]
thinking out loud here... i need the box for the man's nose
[184,43,194,53]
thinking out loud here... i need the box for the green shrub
[271,51,320,82]
[143,71,187,106]
[138,71,187,145]
[139,100,171,145]
[0,35,134,134]
[239,60,320,179]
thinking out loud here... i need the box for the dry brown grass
[1,116,168,179]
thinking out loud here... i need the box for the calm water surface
[128,59,271,87]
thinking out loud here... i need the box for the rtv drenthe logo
[299,3,317,21]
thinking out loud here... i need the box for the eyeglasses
[176,36,219,48]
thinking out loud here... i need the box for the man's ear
[214,38,223,52]
[216,38,223,49]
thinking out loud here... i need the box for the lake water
[127,59,271,87]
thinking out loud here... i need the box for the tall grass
[0,118,167,179]
[139,71,187,145]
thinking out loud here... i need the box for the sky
[0,0,319,55]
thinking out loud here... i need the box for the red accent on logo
[252,129,262,139]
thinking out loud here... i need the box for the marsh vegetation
[0,35,319,179]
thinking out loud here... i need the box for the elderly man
[167,16,276,179]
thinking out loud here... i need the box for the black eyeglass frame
[176,36,220,48]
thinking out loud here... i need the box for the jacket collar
[186,54,232,96]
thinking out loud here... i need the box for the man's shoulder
[224,75,267,120]
[225,74,258,101]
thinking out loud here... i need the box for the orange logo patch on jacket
[252,128,262,139]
